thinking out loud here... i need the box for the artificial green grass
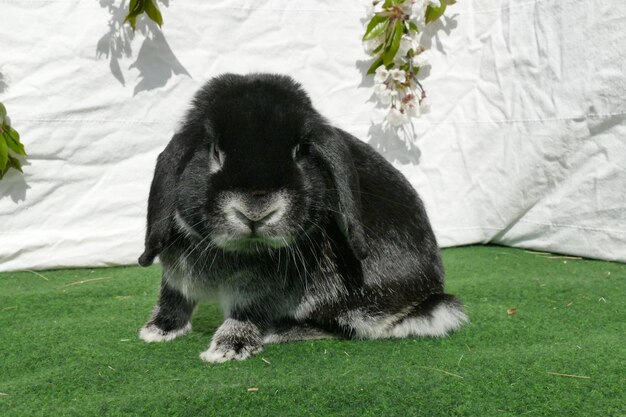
[1,246,624,417]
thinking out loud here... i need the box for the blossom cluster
[363,0,452,127]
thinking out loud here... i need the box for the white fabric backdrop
[1,0,624,272]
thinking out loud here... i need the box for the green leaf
[125,0,144,30]
[382,0,394,8]
[363,19,389,41]
[6,127,26,156]
[144,0,163,27]
[407,21,418,33]
[425,3,447,24]
[0,136,8,172]
[367,56,384,75]
[362,15,386,40]
[128,0,142,16]
[383,20,403,66]
[125,15,138,31]
[8,155,22,173]
[0,103,6,120]
[372,42,384,55]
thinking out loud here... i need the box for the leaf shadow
[95,0,191,94]
[0,159,30,203]
[367,121,421,165]
[420,13,459,55]
[129,20,191,96]
[96,0,135,86]
[356,59,375,88]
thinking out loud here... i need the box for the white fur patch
[292,295,321,320]
[223,192,288,226]
[263,328,334,344]
[209,145,224,174]
[262,333,284,344]
[199,339,263,363]
[138,322,192,343]
[339,303,468,339]
[211,233,295,251]
[338,309,405,339]
[390,304,468,338]
[219,191,290,234]
[174,210,202,238]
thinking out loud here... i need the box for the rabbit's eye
[212,143,223,164]
[293,143,309,160]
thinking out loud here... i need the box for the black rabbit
[138,73,467,362]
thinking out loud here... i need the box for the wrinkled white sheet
[0,0,624,271]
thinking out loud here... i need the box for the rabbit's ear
[316,127,368,260]
[139,133,192,267]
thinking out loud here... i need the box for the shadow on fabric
[95,0,190,95]
[0,163,30,203]
[129,20,191,96]
[0,71,7,94]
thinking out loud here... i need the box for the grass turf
[0,246,624,417]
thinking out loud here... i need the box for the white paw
[199,339,263,363]
[139,322,192,343]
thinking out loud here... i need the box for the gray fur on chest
[159,240,347,322]
[160,248,305,319]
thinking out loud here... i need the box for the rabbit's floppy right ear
[138,133,193,267]
[315,126,369,260]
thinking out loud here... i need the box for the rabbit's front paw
[139,322,191,343]
[199,319,263,363]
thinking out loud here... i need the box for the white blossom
[411,0,427,19]
[397,35,414,57]
[363,36,383,56]
[419,97,431,114]
[409,30,423,48]
[412,49,431,67]
[374,83,392,105]
[406,103,420,118]
[400,1,413,16]
[374,66,389,84]
[387,107,409,126]
[403,91,418,106]
[401,91,420,117]
[363,0,448,123]
[411,2,427,33]
[389,69,407,83]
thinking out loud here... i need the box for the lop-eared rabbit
[138,73,467,362]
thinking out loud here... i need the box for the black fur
[138,73,466,361]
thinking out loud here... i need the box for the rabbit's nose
[232,207,278,231]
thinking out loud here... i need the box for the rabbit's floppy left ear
[316,126,369,260]
[139,133,194,267]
